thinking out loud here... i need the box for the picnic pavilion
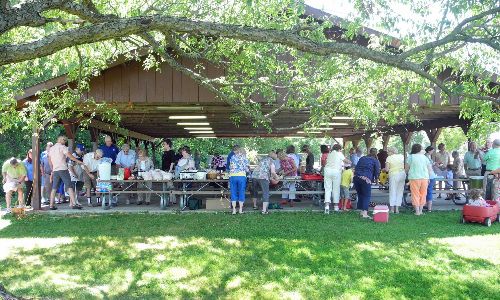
[14,5,498,210]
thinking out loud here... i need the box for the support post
[400,131,414,165]
[111,133,119,144]
[151,143,157,167]
[32,127,41,210]
[382,134,390,151]
[460,123,470,137]
[62,121,77,153]
[352,140,360,149]
[342,140,348,152]
[363,136,373,150]
[424,128,442,149]
[89,127,99,151]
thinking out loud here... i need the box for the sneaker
[49,206,58,210]
[334,206,339,212]
[324,208,330,214]
[5,208,11,214]
[71,205,82,210]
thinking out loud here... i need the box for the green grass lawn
[0,211,499,299]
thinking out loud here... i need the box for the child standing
[340,166,354,211]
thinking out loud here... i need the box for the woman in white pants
[385,147,405,213]
[323,144,351,213]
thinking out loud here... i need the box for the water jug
[98,158,112,180]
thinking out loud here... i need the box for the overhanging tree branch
[398,6,500,60]
[2,13,492,103]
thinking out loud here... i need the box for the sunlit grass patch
[0,211,499,299]
[431,234,500,265]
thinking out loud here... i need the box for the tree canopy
[0,0,498,138]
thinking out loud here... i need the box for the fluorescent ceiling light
[169,116,207,120]
[189,131,214,134]
[331,116,353,120]
[176,122,210,126]
[184,127,212,131]
[196,136,217,139]
[157,106,204,111]
[328,123,349,126]
[297,131,322,134]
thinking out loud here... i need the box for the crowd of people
[2,134,499,216]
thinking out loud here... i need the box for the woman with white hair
[385,147,405,213]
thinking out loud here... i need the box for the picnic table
[98,179,173,209]
[98,178,325,210]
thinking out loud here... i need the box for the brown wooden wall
[85,59,224,104]
[84,58,464,107]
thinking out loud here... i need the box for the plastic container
[469,176,484,189]
[98,158,112,180]
[373,205,389,223]
[301,173,324,180]
[124,168,131,180]
[117,168,124,180]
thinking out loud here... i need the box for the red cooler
[373,205,389,223]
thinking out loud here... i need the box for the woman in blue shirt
[23,149,34,207]
[353,148,381,219]
[229,148,249,214]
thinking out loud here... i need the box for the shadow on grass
[0,211,499,299]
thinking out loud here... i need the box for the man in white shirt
[82,149,103,206]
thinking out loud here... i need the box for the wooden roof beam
[88,119,155,142]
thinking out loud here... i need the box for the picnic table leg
[160,183,167,210]
[102,192,107,210]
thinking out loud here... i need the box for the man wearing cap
[2,158,27,213]
[48,135,85,210]
[82,149,104,206]
[68,144,86,207]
